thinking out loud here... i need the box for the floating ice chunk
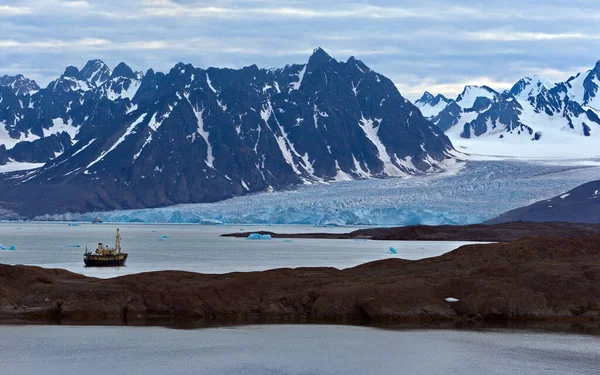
[247,233,272,240]
[8,245,16,250]
[66,244,81,248]
[0,244,5,250]
[387,247,397,254]
[445,297,459,303]
[283,239,293,243]
[68,223,80,226]
[159,235,170,239]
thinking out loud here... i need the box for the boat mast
[115,228,121,254]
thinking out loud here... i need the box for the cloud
[0,5,32,15]
[466,30,600,41]
[0,38,111,49]
[2,0,600,100]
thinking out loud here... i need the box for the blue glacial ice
[387,247,398,254]
[42,160,600,226]
[247,233,272,240]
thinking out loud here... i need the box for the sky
[1,0,600,101]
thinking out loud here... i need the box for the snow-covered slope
[417,61,600,158]
[0,59,144,169]
[0,48,454,218]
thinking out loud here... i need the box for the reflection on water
[0,325,598,375]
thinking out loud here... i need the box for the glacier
[39,159,600,226]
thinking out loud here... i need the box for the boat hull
[83,254,128,267]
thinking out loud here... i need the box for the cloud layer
[2,0,600,100]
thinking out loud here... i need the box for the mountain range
[415,62,600,144]
[0,48,453,218]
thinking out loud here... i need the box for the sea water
[0,325,598,375]
[0,223,477,278]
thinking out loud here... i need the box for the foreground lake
[0,223,479,278]
[0,325,598,375]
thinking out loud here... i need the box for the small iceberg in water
[67,223,80,227]
[445,297,459,303]
[387,247,398,254]
[159,235,170,239]
[0,244,17,251]
[282,239,293,243]
[247,233,272,240]
[66,244,81,248]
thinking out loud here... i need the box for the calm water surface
[0,325,598,375]
[0,223,478,278]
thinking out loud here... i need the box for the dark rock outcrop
[488,180,600,224]
[223,222,600,242]
[2,236,600,326]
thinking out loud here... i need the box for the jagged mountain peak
[307,47,334,70]
[0,50,454,218]
[417,91,435,102]
[509,75,554,98]
[0,74,40,96]
[79,59,111,85]
[430,60,600,144]
[111,62,137,79]
[63,66,80,78]
[417,91,450,106]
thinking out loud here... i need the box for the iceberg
[8,245,16,250]
[0,244,5,250]
[159,235,170,239]
[247,233,272,240]
[387,247,398,254]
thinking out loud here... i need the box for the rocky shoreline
[222,222,600,242]
[2,235,600,327]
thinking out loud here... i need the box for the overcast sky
[2,0,600,100]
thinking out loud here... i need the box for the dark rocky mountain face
[487,179,600,224]
[0,74,40,96]
[418,64,600,141]
[0,49,454,218]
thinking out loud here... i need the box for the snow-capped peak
[509,75,555,98]
[415,91,451,119]
[455,85,498,109]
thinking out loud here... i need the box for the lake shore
[222,222,600,242]
[2,235,600,327]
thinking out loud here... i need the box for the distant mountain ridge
[0,48,453,217]
[415,62,600,143]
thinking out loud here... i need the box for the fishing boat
[83,228,128,267]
